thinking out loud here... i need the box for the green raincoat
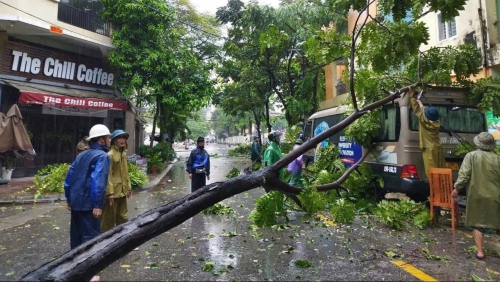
[410,97,444,178]
[454,150,500,230]
[263,141,284,180]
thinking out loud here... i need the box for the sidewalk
[0,160,177,204]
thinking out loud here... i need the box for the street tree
[101,0,219,146]
[21,1,498,280]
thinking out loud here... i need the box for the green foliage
[226,167,240,179]
[186,109,212,141]
[374,199,428,231]
[140,142,174,162]
[128,163,148,188]
[413,209,431,230]
[248,191,286,227]
[471,77,500,117]
[202,203,235,215]
[101,0,218,141]
[330,198,356,224]
[32,164,70,201]
[297,187,326,216]
[147,153,166,173]
[228,144,252,157]
[294,260,313,268]
[279,142,294,155]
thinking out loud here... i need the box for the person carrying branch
[408,87,444,177]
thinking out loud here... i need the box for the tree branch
[368,14,393,36]
[350,0,377,112]
[272,82,418,172]
[316,151,370,192]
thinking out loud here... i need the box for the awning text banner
[18,91,127,111]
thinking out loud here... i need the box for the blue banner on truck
[338,135,363,167]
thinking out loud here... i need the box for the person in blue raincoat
[64,124,111,282]
[186,136,210,192]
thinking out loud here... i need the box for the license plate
[445,162,460,171]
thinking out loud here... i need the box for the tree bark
[20,84,414,281]
[21,169,277,282]
[150,95,160,147]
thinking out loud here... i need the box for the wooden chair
[428,168,459,230]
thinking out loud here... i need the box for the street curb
[0,159,179,205]
[140,159,177,190]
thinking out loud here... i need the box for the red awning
[2,79,128,111]
[19,91,127,111]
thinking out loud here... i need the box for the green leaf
[202,262,215,272]
[295,260,313,268]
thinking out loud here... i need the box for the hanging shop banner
[18,91,127,111]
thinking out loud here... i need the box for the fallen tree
[21,0,487,280]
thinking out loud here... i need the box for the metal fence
[57,2,111,36]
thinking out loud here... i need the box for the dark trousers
[70,210,101,250]
[191,173,206,192]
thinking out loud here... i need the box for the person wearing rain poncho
[408,88,445,178]
[287,138,305,187]
[452,132,500,260]
[263,131,284,186]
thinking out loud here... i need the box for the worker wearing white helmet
[64,124,111,282]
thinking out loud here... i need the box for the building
[322,1,500,116]
[0,0,145,177]
[417,0,500,141]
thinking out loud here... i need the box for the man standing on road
[251,135,261,165]
[408,87,444,177]
[186,136,210,192]
[452,132,500,260]
[64,124,111,282]
[101,130,132,233]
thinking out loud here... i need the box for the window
[437,13,457,41]
[313,114,344,143]
[375,104,401,142]
[410,106,486,134]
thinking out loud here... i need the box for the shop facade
[0,36,143,178]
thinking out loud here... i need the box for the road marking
[315,214,337,227]
[392,260,438,281]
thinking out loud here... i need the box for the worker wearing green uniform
[409,88,444,178]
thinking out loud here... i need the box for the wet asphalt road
[0,143,499,281]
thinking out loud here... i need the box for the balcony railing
[57,2,110,37]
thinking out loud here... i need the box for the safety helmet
[111,129,129,143]
[268,131,282,142]
[86,124,111,141]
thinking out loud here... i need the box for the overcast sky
[189,0,280,15]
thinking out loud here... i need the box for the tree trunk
[150,95,160,147]
[21,169,277,282]
[264,97,272,133]
[21,79,415,281]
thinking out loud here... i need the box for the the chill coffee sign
[10,50,114,86]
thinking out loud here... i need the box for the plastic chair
[428,168,459,230]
